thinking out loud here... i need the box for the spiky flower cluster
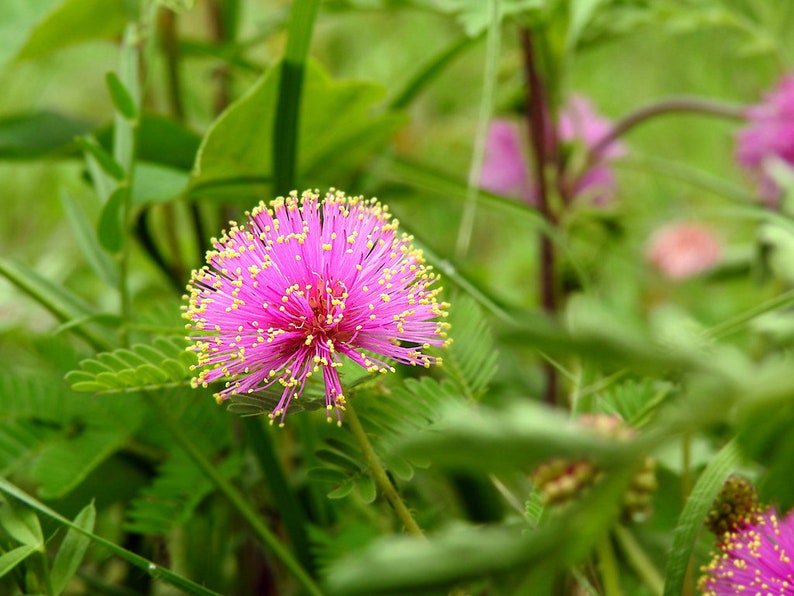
[530,414,657,522]
[700,507,794,595]
[183,189,450,425]
[705,475,760,538]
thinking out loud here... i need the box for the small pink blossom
[184,190,450,425]
[646,222,722,280]
[735,74,794,206]
[480,95,624,205]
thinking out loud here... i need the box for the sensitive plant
[3,1,794,595]
[183,189,450,425]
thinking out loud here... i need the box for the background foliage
[2,0,794,594]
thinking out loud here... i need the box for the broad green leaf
[0,544,39,580]
[131,163,189,206]
[662,440,740,596]
[60,190,118,286]
[17,0,133,60]
[0,111,93,159]
[51,502,95,595]
[191,60,405,195]
[566,0,605,52]
[105,71,137,120]
[396,401,631,473]
[0,0,60,70]
[97,186,127,253]
[0,498,44,546]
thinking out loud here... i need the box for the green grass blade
[0,478,221,596]
[662,440,740,596]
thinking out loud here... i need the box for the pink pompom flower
[646,222,722,280]
[184,189,450,425]
[480,95,624,205]
[700,507,794,595]
[735,74,794,206]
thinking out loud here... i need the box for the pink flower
[646,223,722,280]
[736,74,794,206]
[480,95,624,205]
[700,507,794,595]
[184,190,450,425]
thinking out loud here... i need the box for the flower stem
[520,27,559,407]
[596,533,624,596]
[144,395,322,596]
[589,96,746,162]
[344,401,425,537]
[613,525,663,596]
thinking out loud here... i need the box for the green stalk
[0,478,221,596]
[596,534,623,596]
[144,396,322,595]
[242,417,315,575]
[455,0,500,260]
[344,401,424,537]
[613,525,663,596]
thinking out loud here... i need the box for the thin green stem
[144,396,322,596]
[344,401,424,537]
[613,525,663,596]
[596,534,624,596]
[0,478,221,596]
[455,0,500,260]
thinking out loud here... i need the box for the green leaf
[17,0,132,60]
[662,440,740,596]
[97,186,127,253]
[0,544,39,580]
[105,71,137,120]
[191,60,404,195]
[76,136,125,181]
[0,257,111,351]
[0,0,60,70]
[51,502,95,595]
[0,111,94,159]
[60,190,118,286]
[66,340,196,394]
[0,498,43,547]
[444,295,498,400]
[396,401,631,474]
[131,163,189,206]
[566,0,605,52]
[436,0,543,37]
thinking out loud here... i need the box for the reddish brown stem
[520,28,558,406]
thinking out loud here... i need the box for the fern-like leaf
[65,337,196,394]
[125,450,242,535]
[0,374,146,499]
[443,295,498,400]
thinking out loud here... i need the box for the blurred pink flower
[700,507,794,595]
[480,96,624,205]
[735,74,794,206]
[646,222,722,280]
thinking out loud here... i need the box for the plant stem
[144,396,322,596]
[613,525,663,596]
[520,27,559,406]
[344,401,424,537]
[596,533,624,596]
[589,96,746,164]
[455,0,499,260]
